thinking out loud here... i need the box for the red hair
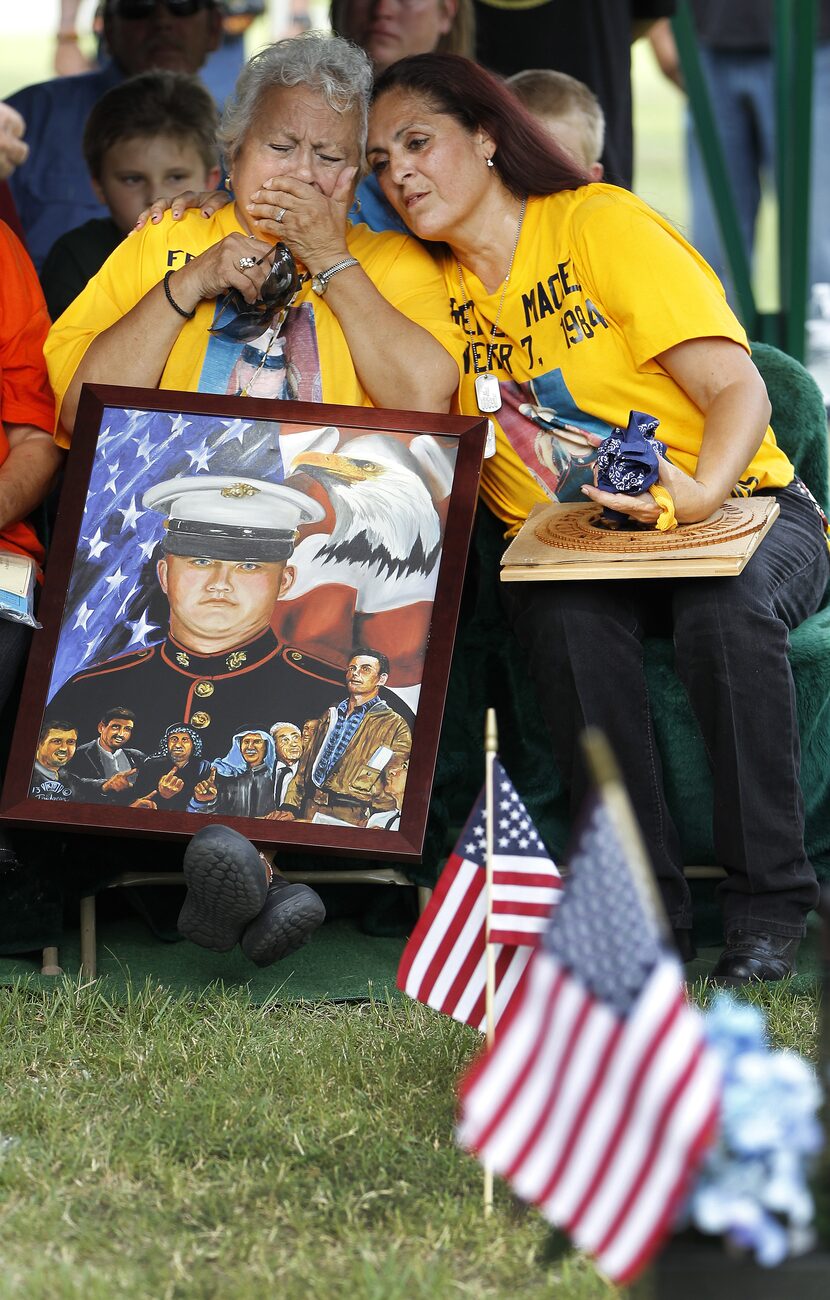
[371,52,589,198]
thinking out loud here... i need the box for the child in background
[507,68,605,180]
[40,71,220,321]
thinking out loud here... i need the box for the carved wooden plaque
[501,497,780,581]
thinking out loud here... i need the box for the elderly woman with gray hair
[46,33,463,443]
[43,34,463,974]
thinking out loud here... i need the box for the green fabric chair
[438,341,830,888]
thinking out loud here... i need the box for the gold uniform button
[190,711,211,728]
[194,681,214,698]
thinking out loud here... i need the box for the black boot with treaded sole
[241,875,326,968]
[178,824,269,952]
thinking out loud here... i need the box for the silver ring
[238,255,257,270]
[276,207,287,223]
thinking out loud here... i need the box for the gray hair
[219,33,373,163]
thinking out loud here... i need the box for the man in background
[7,0,222,269]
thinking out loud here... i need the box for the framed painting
[0,385,487,862]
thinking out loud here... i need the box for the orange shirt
[0,220,54,563]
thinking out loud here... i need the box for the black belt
[312,789,368,810]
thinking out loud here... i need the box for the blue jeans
[688,42,830,296]
[500,483,830,938]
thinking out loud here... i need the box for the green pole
[776,0,817,362]
[775,0,793,335]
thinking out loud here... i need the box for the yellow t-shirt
[46,205,465,446]
[442,186,793,532]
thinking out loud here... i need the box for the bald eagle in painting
[291,435,443,580]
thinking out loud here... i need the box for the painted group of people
[0,6,826,983]
[33,646,411,829]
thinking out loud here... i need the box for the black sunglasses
[209,242,302,343]
[109,0,214,19]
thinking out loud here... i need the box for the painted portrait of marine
[49,471,340,758]
[33,405,458,829]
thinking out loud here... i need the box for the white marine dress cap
[142,474,326,562]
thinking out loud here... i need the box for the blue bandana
[594,410,667,526]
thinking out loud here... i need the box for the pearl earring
[486,157,494,168]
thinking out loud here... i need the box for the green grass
[692,974,821,1050]
[0,977,820,1298]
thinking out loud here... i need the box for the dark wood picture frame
[0,385,486,862]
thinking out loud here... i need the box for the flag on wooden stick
[397,760,562,1031]
[456,781,722,1285]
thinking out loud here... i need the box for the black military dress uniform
[48,628,344,761]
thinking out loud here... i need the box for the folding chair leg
[40,946,62,976]
[417,886,432,914]
[80,894,97,980]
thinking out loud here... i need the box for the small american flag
[456,790,721,1285]
[397,761,561,1031]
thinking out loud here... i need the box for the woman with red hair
[359,52,828,984]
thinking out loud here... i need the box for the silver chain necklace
[456,196,526,414]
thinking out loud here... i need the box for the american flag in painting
[48,406,294,701]
[457,791,721,1285]
[397,761,561,1030]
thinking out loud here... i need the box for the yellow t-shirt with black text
[46,204,465,446]
[442,186,793,533]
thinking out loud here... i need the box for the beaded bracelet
[163,270,195,321]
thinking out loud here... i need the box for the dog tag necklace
[457,197,526,415]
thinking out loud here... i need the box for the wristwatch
[311,257,360,296]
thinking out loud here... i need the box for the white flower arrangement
[679,993,823,1267]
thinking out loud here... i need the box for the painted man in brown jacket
[279,648,411,827]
